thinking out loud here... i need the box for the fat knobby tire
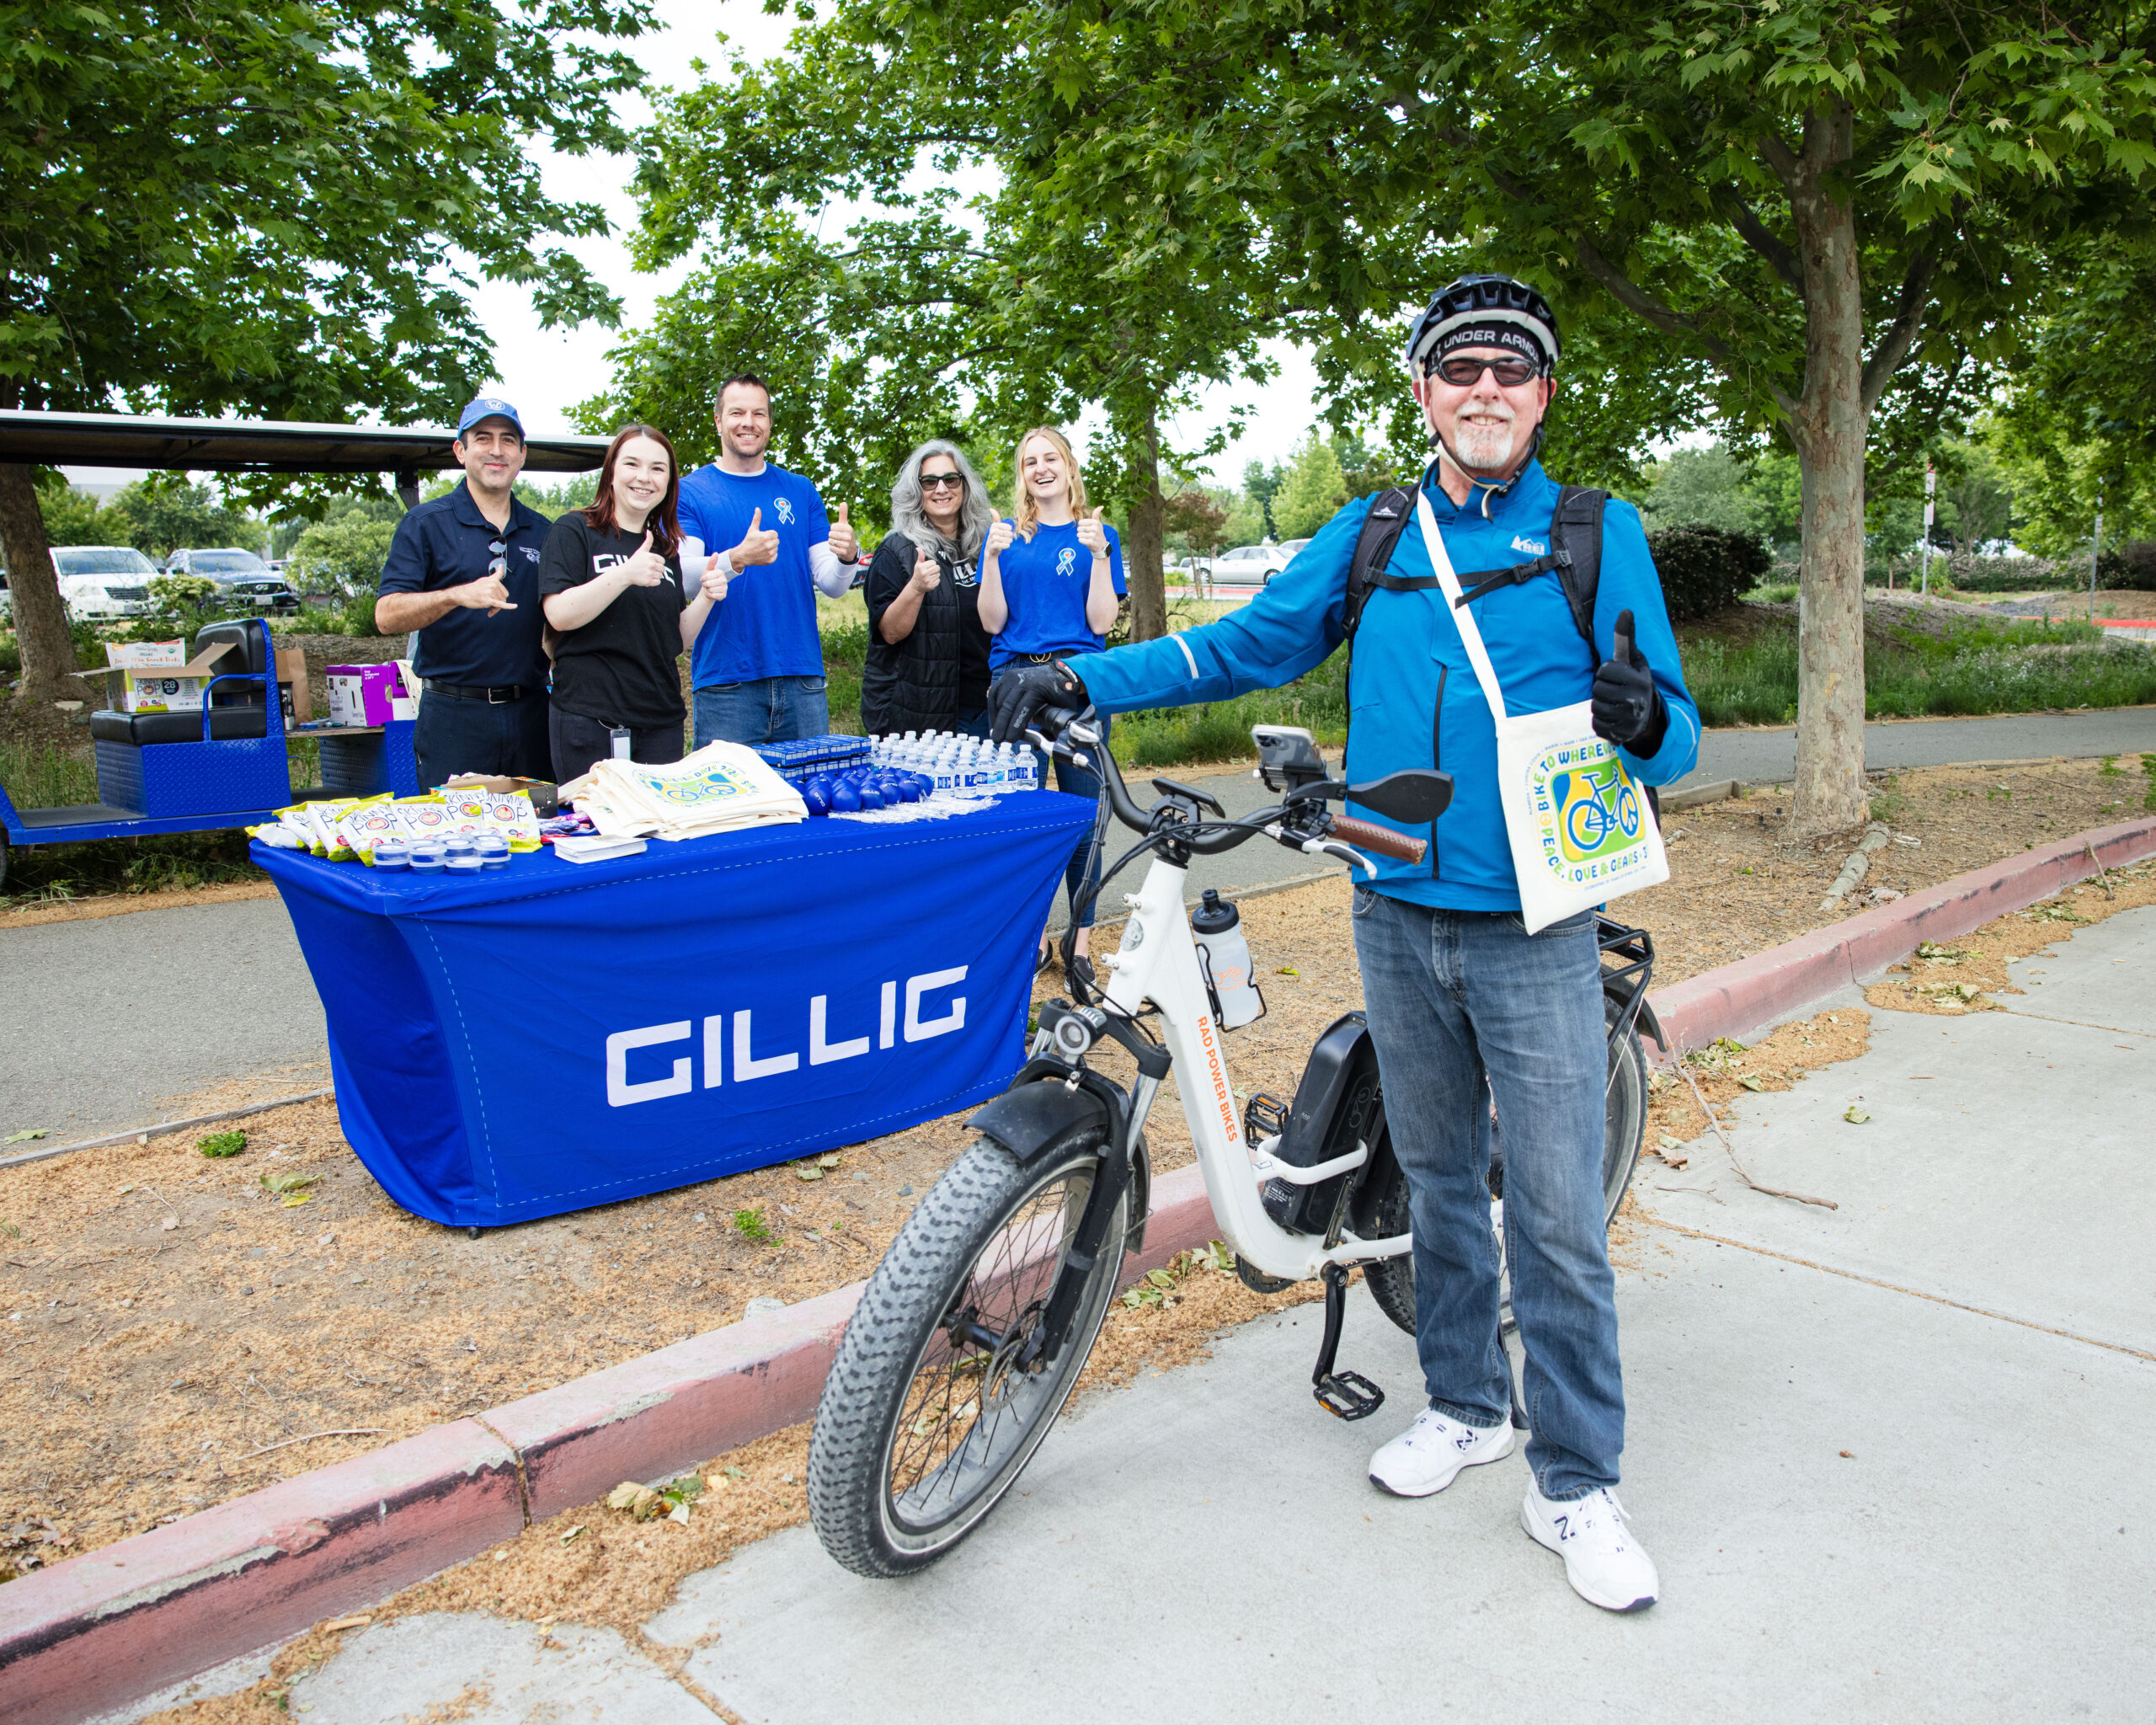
[807,1126,1123,1578]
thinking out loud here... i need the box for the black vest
[861,531,990,735]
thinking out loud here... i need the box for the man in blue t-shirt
[376,395,553,785]
[675,374,861,745]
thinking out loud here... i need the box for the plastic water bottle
[1190,889,1263,1028]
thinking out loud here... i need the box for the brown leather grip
[1329,816,1427,865]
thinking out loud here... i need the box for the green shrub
[1646,525,1771,620]
[2097,541,2156,592]
[340,590,383,637]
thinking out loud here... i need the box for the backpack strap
[1347,483,1608,646]
[1342,485,1416,643]
[1549,484,1609,650]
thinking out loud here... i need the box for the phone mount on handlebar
[1252,724,1327,793]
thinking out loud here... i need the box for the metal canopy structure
[0,409,611,506]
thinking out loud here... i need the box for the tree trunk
[1784,106,1870,840]
[1123,410,1168,644]
[0,462,80,706]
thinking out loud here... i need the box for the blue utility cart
[0,617,419,889]
[0,408,610,892]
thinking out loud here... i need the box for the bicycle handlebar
[1329,816,1426,865]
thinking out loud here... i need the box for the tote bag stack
[561,740,807,841]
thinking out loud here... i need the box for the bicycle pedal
[1312,1370,1385,1421]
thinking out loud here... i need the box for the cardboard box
[326,663,413,727]
[74,638,240,713]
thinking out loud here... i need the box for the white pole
[1920,462,1936,597]
[2090,490,2103,623]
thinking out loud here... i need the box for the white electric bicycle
[806,715,1658,1578]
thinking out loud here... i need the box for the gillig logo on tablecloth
[604,968,969,1107]
[1527,742,1652,888]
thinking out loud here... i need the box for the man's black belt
[425,681,535,703]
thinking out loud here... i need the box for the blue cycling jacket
[1075,460,1700,912]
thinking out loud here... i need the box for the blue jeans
[1351,890,1622,1501]
[692,676,830,748]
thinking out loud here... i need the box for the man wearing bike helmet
[990,273,1698,1613]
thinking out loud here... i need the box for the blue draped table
[253,792,1097,1227]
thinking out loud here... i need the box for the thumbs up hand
[828,501,858,564]
[909,543,942,595]
[1076,505,1109,559]
[984,518,1015,558]
[1590,606,1666,750]
[618,529,666,587]
[731,506,780,572]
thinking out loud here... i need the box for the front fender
[969,1078,1108,1164]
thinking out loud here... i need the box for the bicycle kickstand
[1310,1262,1385,1421]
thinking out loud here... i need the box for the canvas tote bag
[1413,489,1668,932]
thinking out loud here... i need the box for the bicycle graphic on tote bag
[806,713,1658,1577]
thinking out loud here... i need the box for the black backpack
[1342,483,1609,652]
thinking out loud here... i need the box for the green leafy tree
[1241,461,1286,538]
[32,483,107,547]
[0,0,654,702]
[606,18,1289,644]
[287,518,399,598]
[993,0,2156,834]
[1272,433,1351,539]
[103,482,260,559]
[1642,446,1763,537]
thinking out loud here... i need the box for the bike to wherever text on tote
[804,715,1663,1577]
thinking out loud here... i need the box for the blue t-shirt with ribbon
[987,519,1128,672]
[677,462,832,687]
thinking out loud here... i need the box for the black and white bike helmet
[1403,273,1561,380]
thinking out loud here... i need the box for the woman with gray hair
[861,438,996,737]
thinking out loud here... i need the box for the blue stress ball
[803,783,831,816]
[830,782,861,814]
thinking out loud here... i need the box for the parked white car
[1209,539,1313,587]
[53,545,161,619]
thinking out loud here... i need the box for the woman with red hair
[539,423,728,782]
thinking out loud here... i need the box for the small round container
[475,837,510,869]
[408,845,446,873]
[446,852,483,873]
[444,839,476,863]
[372,843,411,872]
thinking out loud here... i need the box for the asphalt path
[8,705,2153,1143]
[114,909,2156,1722]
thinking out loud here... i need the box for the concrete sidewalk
[125,905,2153,1722]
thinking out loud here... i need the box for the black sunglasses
[920,470,966,491]
[1429,353,1540,387]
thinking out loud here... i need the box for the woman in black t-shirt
[539,423,728,782]
[862,439,995,737]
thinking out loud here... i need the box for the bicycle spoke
[885,1168,1093,1520]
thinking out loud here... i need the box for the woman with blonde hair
[979,425,1126,984]
[862,439,995,737]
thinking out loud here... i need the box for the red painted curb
[1649,814,2156,1054]
[0,1419,520,1725]
[10,814,2148,1721]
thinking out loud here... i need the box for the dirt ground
[1,758,2149,1589]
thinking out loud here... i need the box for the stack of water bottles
[787,731,1038,820]
[870,732,1038,796]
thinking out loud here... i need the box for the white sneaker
[1368,1407,1514,1498]
[1521,1482,1659,1612]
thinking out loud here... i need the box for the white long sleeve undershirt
[809,541,857,598]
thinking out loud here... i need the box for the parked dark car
[162,547,300,613]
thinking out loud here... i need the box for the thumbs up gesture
[1590,606,1665,750]
[909,543,942,595]
[1076,505,1109,559]
[984,518,1015,558]
[619,529,666,587]
[829,501,859,564]
[731,506,780,572]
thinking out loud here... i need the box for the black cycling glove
[989,660,1089,745]
[1590,609,1668,756]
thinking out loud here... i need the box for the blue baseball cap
[456,395,525,438]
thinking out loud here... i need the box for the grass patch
[1683,617,2156,728]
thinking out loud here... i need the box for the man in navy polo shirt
[676,374,861,745]
[376,396,553,785]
